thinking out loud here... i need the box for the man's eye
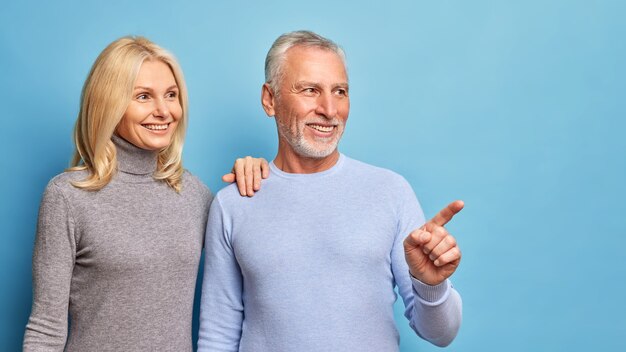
[303,88,315,94]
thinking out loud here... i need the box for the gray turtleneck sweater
[23,135,212,351]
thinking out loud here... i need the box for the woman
[23,36,266,351]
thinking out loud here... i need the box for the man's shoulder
[212,182,249,208]
[344,156,401,175]
[342,155,412,189]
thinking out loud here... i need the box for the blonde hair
[69,36,188,192]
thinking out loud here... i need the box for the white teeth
[309,124,333,132]
[143,124,168,131]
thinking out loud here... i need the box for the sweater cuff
[411,275,451,306]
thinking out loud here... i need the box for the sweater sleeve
[23,181,76,351]
[197,195,243,352]
[390,179,463,347]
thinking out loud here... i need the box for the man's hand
[404,200,464,286]
[222,157,270,197]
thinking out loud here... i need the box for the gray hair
[264,30,346,93]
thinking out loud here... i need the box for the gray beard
[277,120,342,159]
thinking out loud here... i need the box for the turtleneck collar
[112,134,158,175]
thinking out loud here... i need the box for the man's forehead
[284,45,342,62]
[283,46,347,81]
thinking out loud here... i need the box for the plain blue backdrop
[2,1,625,351]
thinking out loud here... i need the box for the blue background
[2,1,625,351]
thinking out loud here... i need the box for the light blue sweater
[198,154,462,351]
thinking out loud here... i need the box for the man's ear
[261,83,276,117]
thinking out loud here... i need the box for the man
[198,30,463,351]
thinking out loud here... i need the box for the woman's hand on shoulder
[222,156,270,197]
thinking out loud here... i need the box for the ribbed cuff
[410,275,451,306]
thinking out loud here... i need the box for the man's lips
[307,123,335,133]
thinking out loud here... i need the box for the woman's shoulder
[46,169,89,191]
[182,170,212,200]
[37,170,90,206]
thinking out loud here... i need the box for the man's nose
[315,92,337,118]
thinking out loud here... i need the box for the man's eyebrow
[293,81,320,88]
[293,81,349,89]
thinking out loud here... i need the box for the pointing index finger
[429,200,464,227]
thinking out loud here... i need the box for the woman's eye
[136,93,149,101]
[166,91,178,99]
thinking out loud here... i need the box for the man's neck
[273,148,340,174]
